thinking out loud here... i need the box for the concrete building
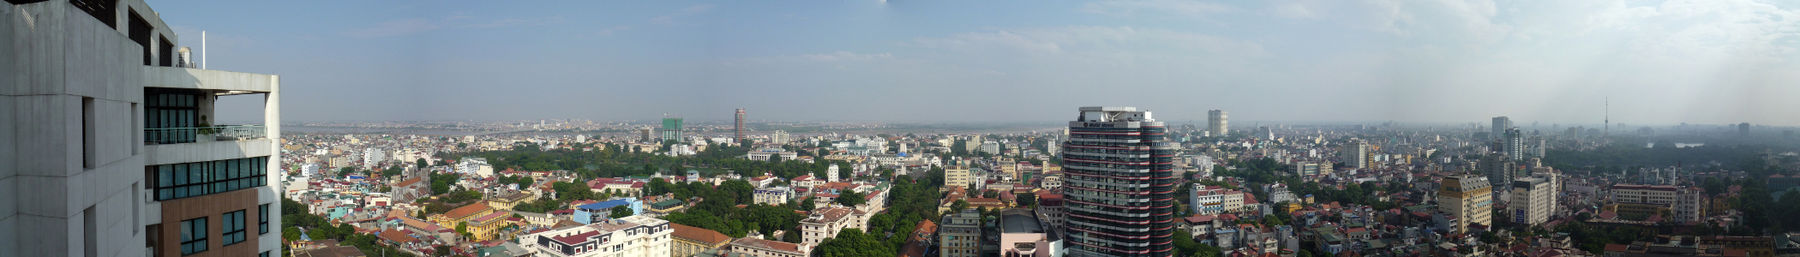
[459,157,495,178]
[1191,185,1246,215]
[1208,109,1228,137]
[1483,154,1516,189]
[999,209,1061,257]
[730,238,809,257]
[1501,128,1525,161]
[662,117,683,142]
[2,1,284,255]
[735,108,746,143]
[670,223,732,257]
[940,209,982,257]
[1062,106,1179,257]
[799,207,859,248]
[1609,184,1705,222]
[944,166,973,190]
[1440,175,1493,234]
[363,147,385,169]
[520,215,672,257]
[1508,177,1553,226]
[769,130,790,145]
[1339,139,1369,169]
[754,187,793,205]
[1293,161,1323,177]
[1492,116,1512,140]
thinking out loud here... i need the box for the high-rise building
[1338,139,1369,169]
[1062,106,1179,257]
[1739,122,1751,137]
[1501,128,1525,160]
[1207,109,1228,137]
[940,209,982,257]
[662,117,684,142]
[1440,175,1493,234]
[770,130,790,145]
[1508,177,1553,226]
[1492,116,1513,140]
[2,1,284,255]
[1483,154,1516,189]
[735,108,746,143]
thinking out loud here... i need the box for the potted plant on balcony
[197,115,217,142]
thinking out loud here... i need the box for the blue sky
[150,0,1800,126]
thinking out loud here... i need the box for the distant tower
[1208,109,1229,137]
[661,117,684,142]
[1739,122,1751,137]
[1604,97,1610,137]
[1491,116,1512,140]
[735,108,746,143]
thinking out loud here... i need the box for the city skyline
[148,0,1800,125]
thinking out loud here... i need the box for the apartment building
[800,207,859,248]
[730,238,809,257]
[3,0,283,256]
[520,215,672,257]
[1440,175,1492,234]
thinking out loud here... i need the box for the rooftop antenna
[201,30,207,69]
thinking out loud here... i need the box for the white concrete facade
[2,1,282,256]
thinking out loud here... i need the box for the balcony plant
[197,115,218,141]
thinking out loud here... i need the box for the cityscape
[6,1,1800,257]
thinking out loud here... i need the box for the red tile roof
[669,223,733,246]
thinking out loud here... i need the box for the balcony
[145,125,267,145]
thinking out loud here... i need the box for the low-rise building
[671,223,733,257]
[730,238,810,257]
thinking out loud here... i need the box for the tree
[610,206,633,218]
[456,222,470,239]
[337,167,355,178]
[982,190,999,199]
[950,200,969,213]
[282,226,302,241]
[1017,193,1038,208]
[835,191,867,207]
[814,229,896,257]
[415,158,428,169]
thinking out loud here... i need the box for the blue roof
[578,199,634,210]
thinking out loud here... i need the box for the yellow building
[429,201,505,240]
[1439,175,1492,234]
[670,223,732,257]
[487,192,533,211]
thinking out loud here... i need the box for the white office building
[520,215,672,257]
[3,1,284,256]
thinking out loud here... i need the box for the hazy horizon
[153,0,1800,126]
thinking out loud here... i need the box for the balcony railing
[145,125,267,145]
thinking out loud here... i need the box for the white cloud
[652,4,717,25]
[1081,0,1234,17]
[800,51,894,62]
[347,19,440,38]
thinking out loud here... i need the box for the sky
[149,0,1800,126]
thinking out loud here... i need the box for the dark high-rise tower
[735,108,746,143]
[1062,106,1179,257]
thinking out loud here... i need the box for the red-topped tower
[1062,106,1179,257]
[735,108,746,143]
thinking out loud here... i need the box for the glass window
[258,204,269,234]
[223,210,246,246]
[180,217,207,255]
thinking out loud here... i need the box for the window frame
[180,217,208,255]
[222,210,247,246]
